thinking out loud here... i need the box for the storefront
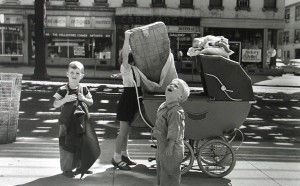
[115,16,200,68]
[0,14,25,64]
[201,18,284,70]
[29,15,114,67]
[204,28,264,67]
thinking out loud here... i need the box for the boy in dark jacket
[53,61,99,178]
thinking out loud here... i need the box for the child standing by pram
[152,78,190,186]
[111,30,142,171]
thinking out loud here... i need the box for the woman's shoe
[121,155,137,165]
[111,158,131,171]
[62,171,75,178]
[74,168,93,175]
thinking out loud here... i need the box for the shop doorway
[229,41,241,63]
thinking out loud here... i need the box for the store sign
[242,49,261,62]
[70,17,91,28]
[4,15,23,24]
[116,16,199,26]
[45,32,110,38]
[74,46,85,56]
[135,25,199,33]
[47,16,67,27]
[94,17,112,28]
[0,26,21,32]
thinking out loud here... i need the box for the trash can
[0,73,22,144]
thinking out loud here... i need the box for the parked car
[282,59,300,75]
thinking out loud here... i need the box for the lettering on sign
[242,49,261,62]
[94,17,112,28]
[45,32,111,38]
[47,16,67,27]
[5,16,23,24]
[70,17,91,28]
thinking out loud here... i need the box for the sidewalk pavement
[1,64,300,87]
[1,137,300,186]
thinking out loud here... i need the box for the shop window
[151,0,166,8]
[295,49,300,59]
[0,26,23,55]
[285,9,290,23]
[47,35,111,59]
[287,50,290,58]
[209,0,224,10]
[262,0,277,12]
[283,31,289,44]
[179,0,194,9]
[296,6,300,21]
[122,0,137,7]
[295,29,300,44]
[235,0,250,11]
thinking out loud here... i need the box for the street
[18,80,300,142]
[1,80,300,186]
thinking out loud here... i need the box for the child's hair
[174,78,190,102]
[68,61,84,74]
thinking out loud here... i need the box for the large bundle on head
[187,35,234,58]
[129,22,170,84]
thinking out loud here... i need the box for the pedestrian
[111,30,142,171]
[177,50,183,72]
[53,61,100,178]
[152,78,190,186]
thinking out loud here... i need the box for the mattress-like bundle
[129,22,170,83]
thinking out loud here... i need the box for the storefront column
[23,16,29,64]
[262,28,268,69]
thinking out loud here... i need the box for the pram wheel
[197,139,236,178]
[181,140,195,175]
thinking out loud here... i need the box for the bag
[129,22,170,83]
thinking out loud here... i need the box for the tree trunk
[32,0,50,80]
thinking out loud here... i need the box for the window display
[45,35,111,59]
[0,25,23,55]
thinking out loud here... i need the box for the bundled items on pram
[129,22,177,93]
[187,35,234,58]
[187,35,255,102]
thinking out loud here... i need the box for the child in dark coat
[53,61,99,178]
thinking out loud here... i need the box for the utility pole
[32,0,50,80]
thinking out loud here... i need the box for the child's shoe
[121,155,137,165]
[111,158,131,171]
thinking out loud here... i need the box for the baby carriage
[133,54,256,178]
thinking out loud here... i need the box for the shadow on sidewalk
[14,164,231,186]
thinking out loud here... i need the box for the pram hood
[196,55,255,101]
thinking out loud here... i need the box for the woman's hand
[124,30,132,40]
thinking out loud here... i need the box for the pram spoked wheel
[197,139,236,178]
[181,140,195,175]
